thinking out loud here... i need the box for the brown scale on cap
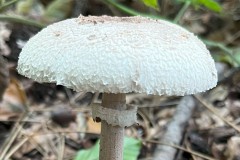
[76,14,157,24]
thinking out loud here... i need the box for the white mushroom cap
[17,15,217,96]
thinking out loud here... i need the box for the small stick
[194,94,240,133]
[146,139,216,160]
[187,143,198,160]
[42,122,59,157]
[153,96,196,160]
[28,137,46,157]
[58,133,65,160]
[0,112,28,159]
[4,136,29,160]
[173,1,191,23]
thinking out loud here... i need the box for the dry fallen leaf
[225,136,240,160]
[0,109,19,121]
[0,78,27,113]
[0,55,9,101]
[86,117,101,134]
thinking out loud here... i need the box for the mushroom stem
[100,93,126,160]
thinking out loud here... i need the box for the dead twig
[0,111,28,160]
[42,121,59,158]
[4,136,29,160]
[28,137,46,157]
[58,133,65,160]
[153,96,196,160]
[194,95,240,133]
[145,139,216,160]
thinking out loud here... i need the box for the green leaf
[104,0,163,19]
[123,137,141,160]
[16,0,34,14]
[75,140,99,160]
[197,0,222,12]
[0,0,19,12]
[180,0,222,12]
[142,0,159,10]
[233,50,240,66]
[75,137,141,160]
[43,0,74,23]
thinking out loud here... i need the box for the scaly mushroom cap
[17,15,217,95]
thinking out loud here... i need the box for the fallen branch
[146,139,216,160]
[153,96,196,160]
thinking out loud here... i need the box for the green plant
[184,0,222,12]
[142,0,159,10]
[141,0,222,12]
[75,137,141,160]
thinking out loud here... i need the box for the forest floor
[0,0,240,160]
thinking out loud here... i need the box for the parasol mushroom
[17,15,217,160]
